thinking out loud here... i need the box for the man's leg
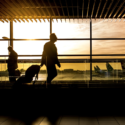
[9,69,16,82]
[47,65,57,84]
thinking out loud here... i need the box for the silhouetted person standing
[7,46,18,82]
[41,33,61,85]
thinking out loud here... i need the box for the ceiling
[0,0,125,23]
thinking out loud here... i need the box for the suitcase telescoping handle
[33,65,41,85]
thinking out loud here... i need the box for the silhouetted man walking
[7,46,18,82]
[41,33,61,85]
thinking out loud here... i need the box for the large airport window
[1,18,125,85]
[92,19,125,38]
[13,19,50,39]
[52,19,90,38]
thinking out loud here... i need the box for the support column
[10,21,13,48]
[90,19,92,81]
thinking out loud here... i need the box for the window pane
[92,40,125,55]
[55,40,90,55]
[0,41,8,55]
[13,40,48,57]
[54,63,90,81]
[0,22,9,39]
[13,19,50,39]
[92,19,125,38]
[0,62,8,81]
[52,19,90,38]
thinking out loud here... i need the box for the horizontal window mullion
[1,54,125,57]
[0,59,125,63]
[1,38,125,41]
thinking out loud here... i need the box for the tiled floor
[0,116,125,125]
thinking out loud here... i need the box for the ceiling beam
[95,0,102,19]
[7,18,12,22]
[25,19,29,23]
[82,0,84,19]
[22,0,37,16]
[21,19,25,22]
[100,0,108,18]
[108,0,120,18]
[13,19,17,23]
[29,0,42,16]
[48,0,55,16]
[71,0,74,20]
[17,0,32,17]
[59,0,66,20]
[35,0,45,16]
[113,0,125,18]
[34,18,37,22]
[65,0,70,20]
[6,0,24,17]
[122,14,125,18]
[86,0,90,18]
[104,0,114,18]
[35,0,49,22]
[43,19,46,22]
[0,1,15,17]
[22,0,37,17]
[118,7,125,18]
[29,19,33,22]
[77,0,79,20]
[0,19,4,23]
[10,0,25,16]
[10,6,79,9]
[0,11,6,17]
[1,9,14,17]
[2,19,8,23]
[2,0,25,19]
[53,0,62,22]
[91,0,96,18]
[16,19,21,23]
[0,15,100,19]
[47,0,57,22]
[41,0,50,16]
[41,0,52,22]
[38,19,41,22]
[0,1,13,15]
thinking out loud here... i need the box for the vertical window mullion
[90,19,92,82]
[10,21,13,48]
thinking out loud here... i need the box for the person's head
[8,46,13,52]
[50,33,57,43]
